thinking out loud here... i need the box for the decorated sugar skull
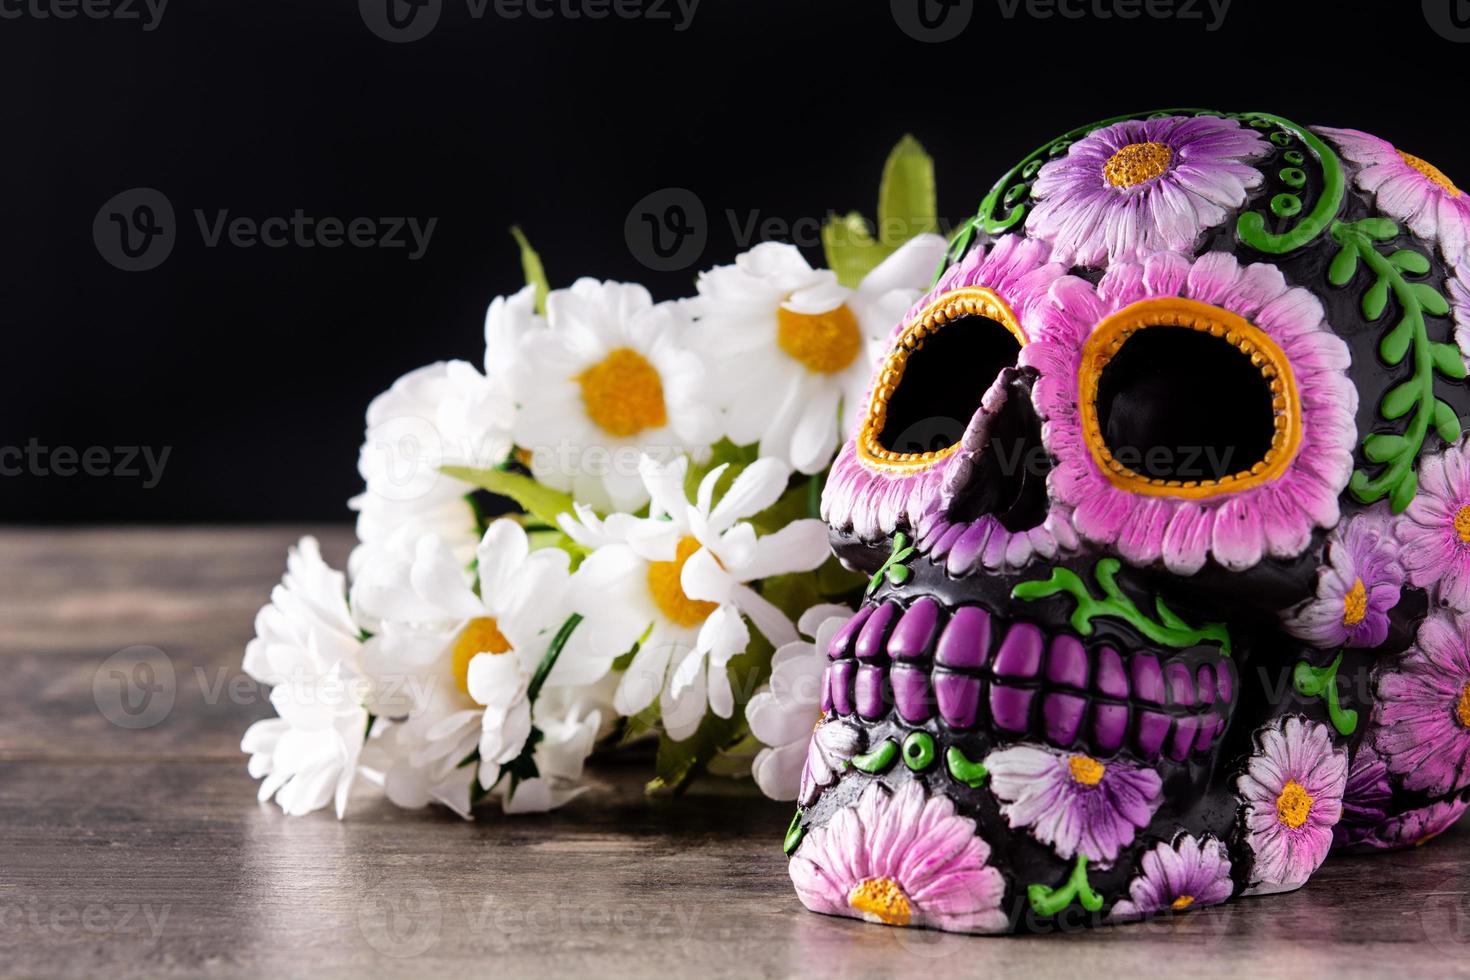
[787,109,1470,933]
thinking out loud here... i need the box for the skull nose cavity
[940,368,1051,533]
[821,597,1235,763]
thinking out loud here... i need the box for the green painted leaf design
[1390,470,1419,513]
[1435,400,1464,443]
[1363,433,1410,464]
[1357,216,1399,240]
[1381,382,1419,420]
[1380,323,1413,365]
[1433,343,1468,380]
[1362,278,1390,321]
[1388,249,1430,274]
[1416,282,1450,317]
[1328,245,1358,285]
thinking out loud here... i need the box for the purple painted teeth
[822,597,1234,762]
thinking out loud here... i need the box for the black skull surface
[786,109,1470,933]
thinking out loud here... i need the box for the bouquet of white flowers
[240,138,948,817]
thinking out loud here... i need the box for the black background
[5,0,1467,523]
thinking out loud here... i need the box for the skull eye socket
[859,287,1025,470]
[1080,297,1301,497]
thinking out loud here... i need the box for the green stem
[526,613,583,704]
[1336,219,1437,511]
[1292,652,1359,736]
[1235,114,1345,254]
[1028,856,1104,916]
[866,532,915,595]
[1013,559,1231,655]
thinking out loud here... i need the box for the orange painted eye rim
[1077,297,1303,499]
[856,287,1027,473]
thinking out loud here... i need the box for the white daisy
[241,537,370,818]
[351,519,598,809]
[561,454,830,740]
[512,279,718,513]
[744,604,853,801]
[348,360,513,577]
[688,234,947,474]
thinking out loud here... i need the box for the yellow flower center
[1457,681,1470,729]
[450,616,512,696]
[1398,150,1462,197]
[1342,578,1368,627]
[1171,895,1196,911]
[776,303,863,375]
[1103,141,1174,188]
[848,876,912,926]
[1454,505,1470,543]
[1276,779,1315,830]
[646,536,720,628]
[1068,754,1107,786]
[575,347,668,438]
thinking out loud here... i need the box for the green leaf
[1362,432,1409,464]
[509,226,549,316]
[822,211,883,289]
[876,134,939,248]
[1362,278,1390,321]
[442,465,576,528]
[1433,343,1469,379]
[1357,216,1399,240]
[1379,321,1413,365]
[1390,470,1419,514]
[1416,282,1451,316]
[1435,400,1464,443]
[1154,597,1188,631]
[1380,382,1419,420]
[1327,244,1358,286]
[1348,468,1377,503]
[1388,249,1431,274]
[648,635,772,794]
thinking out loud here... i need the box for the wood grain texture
[3,527,1470,978]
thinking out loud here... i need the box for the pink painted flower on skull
[1395,438,1470,612]
[1282,511,1404,649]
[1344,798,1469,852]
[1333,747,1394,850]
[1108,834,1234,921]
[1317,126,1470,265]
[1236,717,1347,895]
[1027,250,1358,575]
[984,744,1163,864]
[1372,608,1470,797]
[788,780,1008,933]
[1025,114,1270,267]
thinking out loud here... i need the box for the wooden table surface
[4,527,1470,978]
